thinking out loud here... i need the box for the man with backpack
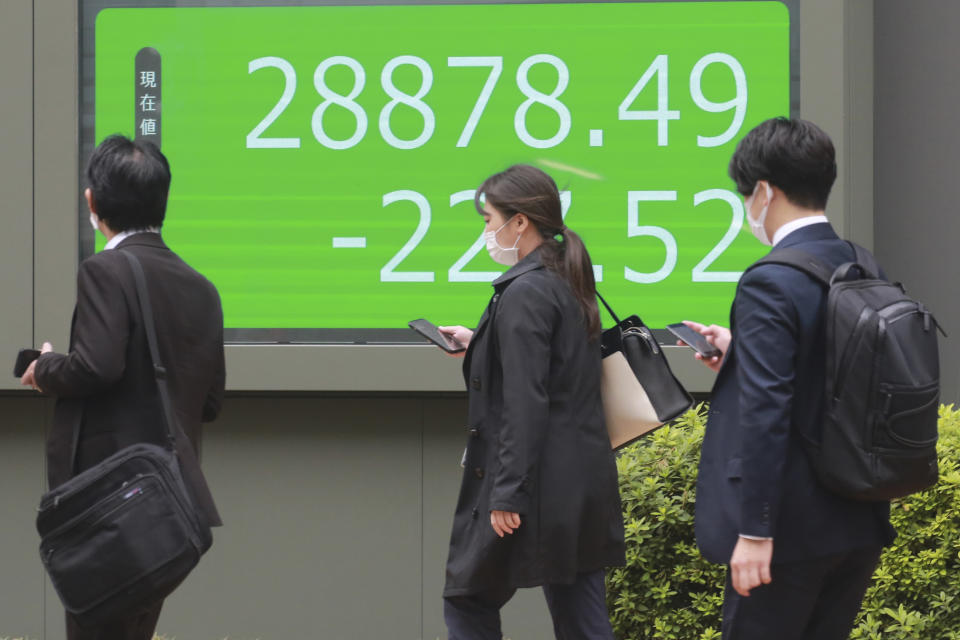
[686,117,914,640]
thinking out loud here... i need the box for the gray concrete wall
[874,0,960,403]
[0,0,35,390]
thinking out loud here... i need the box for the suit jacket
[695,223,894,565]
[35,232,225,527]
[444,249,625,597]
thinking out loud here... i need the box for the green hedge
[607,404,960,640]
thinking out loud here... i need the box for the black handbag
[598,293,693,450]
[36,250,212,628]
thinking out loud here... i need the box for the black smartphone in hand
[14,348,41,377]
[408,319,466,353]
[666,323,722,359]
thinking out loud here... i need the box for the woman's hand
[439,325,473,358]
[679,321,730,373]
[490,510,521,537]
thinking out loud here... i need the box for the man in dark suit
[20,135,225,640]
[685,118,894,640]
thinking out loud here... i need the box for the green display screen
[92,2,790,336]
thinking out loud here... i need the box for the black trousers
[721,545,882,640]
[66,599,163,640]
[444,570,615,640]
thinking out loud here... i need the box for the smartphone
[13,348,41,377]
[666,323,722,359]
[408,319,466,353]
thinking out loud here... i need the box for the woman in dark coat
[439,165,625,639]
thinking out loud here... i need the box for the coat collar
[715,222,839,381]
[775,222,838,248]
[491,247,544,290]
[465,248,545,383]
[114,232,168,251]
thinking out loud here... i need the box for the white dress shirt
[104,228,161,250]
[772,214,829,247]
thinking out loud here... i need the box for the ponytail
[542,226,601,340]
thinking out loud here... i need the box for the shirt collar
[104,227,161,250]
[772,215,829,247]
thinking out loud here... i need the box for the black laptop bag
[36,251,212,628]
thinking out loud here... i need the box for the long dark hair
[475,164,601,339]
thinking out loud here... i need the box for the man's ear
[84,188,97,215]
[757,180,775,208]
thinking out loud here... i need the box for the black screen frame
[78,0,799,345]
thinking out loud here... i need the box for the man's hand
[438,325,474,359]
[680,321,731,372]
[20,342,53,392]
[490,510,521,537]
[729,537,773,597]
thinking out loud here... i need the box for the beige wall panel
[0,396,50,639]
[224,344,716,393]
[843,0,875,249]
[33,0,78,358]
[0,0,35,391]
[800,0,875,249]
[158,396,424,639]
[33,1,80,634]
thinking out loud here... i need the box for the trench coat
[443,249,625,597]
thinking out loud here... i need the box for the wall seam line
[32,1,47,637]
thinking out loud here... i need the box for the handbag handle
[598,290,651,328]
[596,291,621,326]
[597,291,651,330]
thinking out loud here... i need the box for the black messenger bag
[36,251,212,628]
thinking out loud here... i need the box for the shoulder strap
[752,242,882,287]
[848,241,881,279]
[69,250,180,474]
[748,248,833,287]
[596,291,622,326]
[121,250,179,451]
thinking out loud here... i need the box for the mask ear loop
[491,216,523,252]
[744,181,773,217]
[506,214,524,250]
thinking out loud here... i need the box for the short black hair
[728,117,837,211]
[86,135,171,231]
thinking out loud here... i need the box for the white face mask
[484,219,522,266]
[89,213,100,233]
[744,182,773,246]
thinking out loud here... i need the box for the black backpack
[750,242,943,501]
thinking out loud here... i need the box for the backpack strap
[748,242,881,288]
[847,241,881,279]
[747,248,833,287]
